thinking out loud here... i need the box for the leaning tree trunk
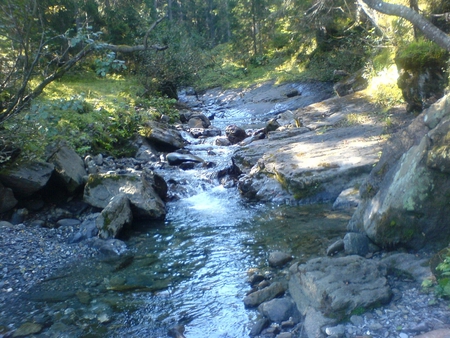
[360,0,450,51]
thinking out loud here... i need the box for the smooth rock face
[0,161,54,198]
[96,194,133,239]
[349,94,450,249]
[233,93,385,204]
[46,144,86,193]
[83,173,166,220]
[289,255,391,320]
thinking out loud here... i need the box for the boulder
[187,113,211,129]
[141,121,185,151]
[303,307,337,338]
[332,187,360,210]
[343,232,370,256]
[289,255,391,320]
[135,140,159,162]
[96,194,133,239]
[0,182,17,213]
[83,172,166,220]
[243,282,286,308]
[0,161,54,198]
[380,252,431,283]
[190,127,221,138]
[233,93,385,204]
[225,124,248,144]
[268,251,293,267]
[258,297,296,323]
[166,152,204,166]
[142,168,168,201]
[46,143,86,193]
[348,94,450,249]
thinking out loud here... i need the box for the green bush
[396,39,448,71]
[435,255,450,297]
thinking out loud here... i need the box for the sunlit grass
[4,70,178,160]
[33,71,142,112]
[364,64,404,107]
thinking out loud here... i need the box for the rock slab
[83,172,166,220]
[289,255,391,320]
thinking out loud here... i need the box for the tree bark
[361,0,450,51]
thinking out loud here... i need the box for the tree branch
[0,16,168,124]
[361,0,450,51]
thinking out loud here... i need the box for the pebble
[0,221,96,322]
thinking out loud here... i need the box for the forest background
[1,0,449,162]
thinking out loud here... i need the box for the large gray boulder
[233,93,385,204]
[96,194,133,239]
[141,121,185,151]
[348,93,450,249]
[0,161,54,198]
[46,143,86,193]
[84,172,166,220]
[289,255,391,321]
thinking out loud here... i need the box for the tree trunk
[361,0,450,51]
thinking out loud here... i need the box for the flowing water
[3,82,354,337]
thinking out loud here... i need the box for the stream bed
[1,81,355,337]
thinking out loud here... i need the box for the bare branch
[144,16,167,49]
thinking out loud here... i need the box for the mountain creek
[1,81,450,338]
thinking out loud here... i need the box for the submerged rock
[268,251,293,267]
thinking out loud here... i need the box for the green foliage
[138,24,204,99]
[1,74,178,160]
[94,52,127,77]
[435,256,450,297]
[396,39,448,71]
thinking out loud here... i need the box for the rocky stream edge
[1,82,450,338]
